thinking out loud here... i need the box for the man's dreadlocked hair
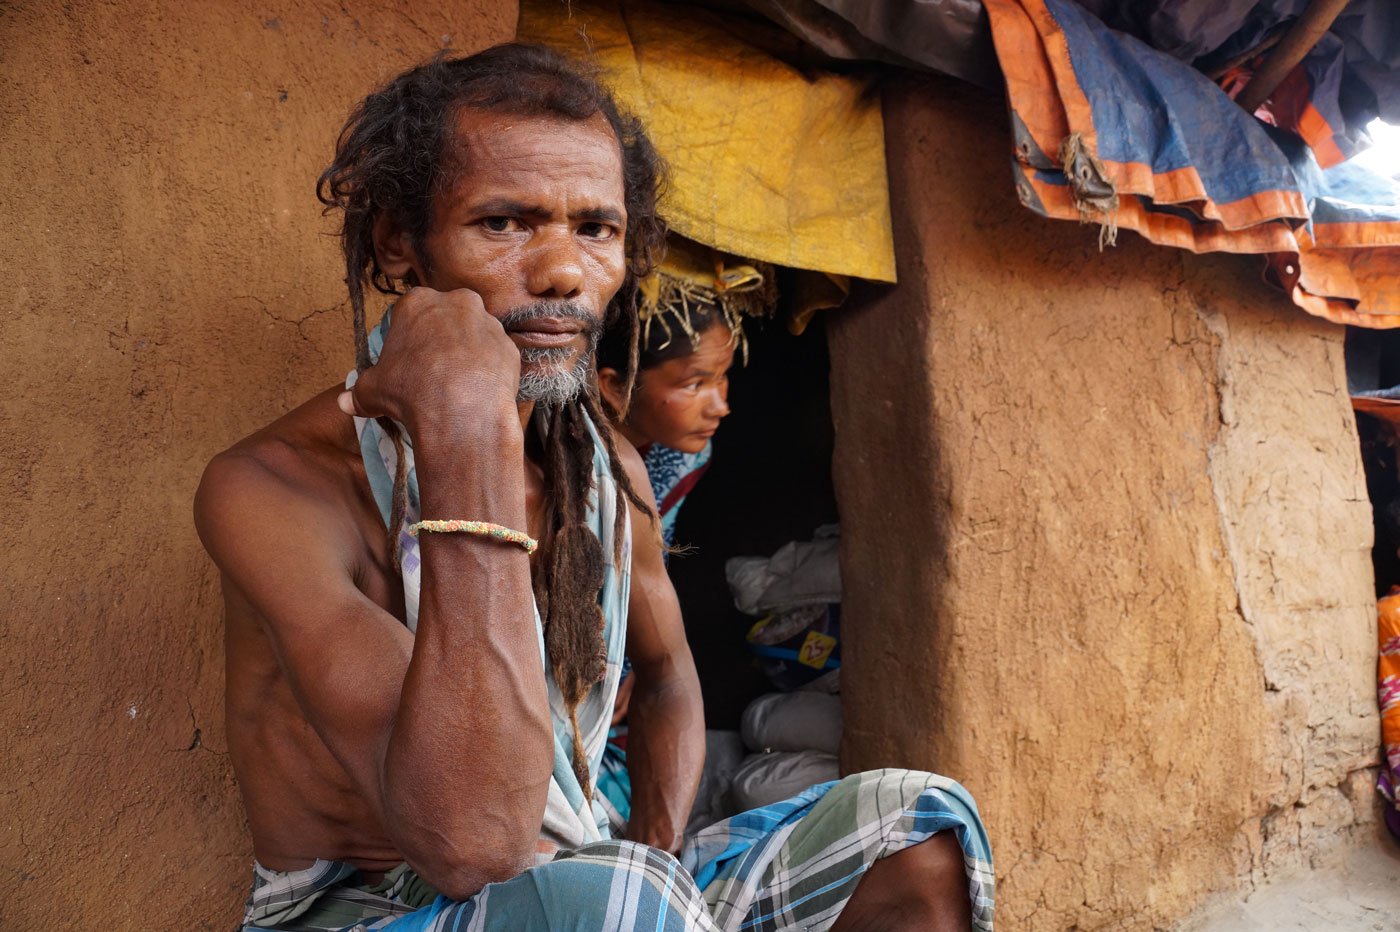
[316,44,665,792]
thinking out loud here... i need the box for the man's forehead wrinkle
[450,107,623,163]
[440,118,627,222]
[463,138,621,176]
[457,167,625,209]
[446,109,619,157]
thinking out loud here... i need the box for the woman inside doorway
[593,235,776,827]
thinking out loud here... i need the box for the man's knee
[544,840,703,923]
[837,833,972,932]
[905,831,967,882]
[880,833,971,918]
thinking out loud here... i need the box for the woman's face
[619,323,735,454]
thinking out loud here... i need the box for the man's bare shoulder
[606,422,659,511]
[605,422,667,566]
[195,387,364,573]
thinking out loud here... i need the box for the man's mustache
[498,301,603,335]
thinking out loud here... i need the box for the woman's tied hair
[317,43,663,792]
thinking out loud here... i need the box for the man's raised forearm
[381,416,554,897]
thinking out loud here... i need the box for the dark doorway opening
[665,314,840,729]
[1346,327,1400,595]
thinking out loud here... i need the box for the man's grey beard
[499,301,603,408]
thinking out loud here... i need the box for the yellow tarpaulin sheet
[518,0,896,286]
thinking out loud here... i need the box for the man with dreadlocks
[195,43,993,932]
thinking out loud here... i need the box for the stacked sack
[725,525,844,810]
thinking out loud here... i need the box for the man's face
[393,107,629,404]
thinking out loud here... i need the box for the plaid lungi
[242,768,994,932]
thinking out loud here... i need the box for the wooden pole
[1206,24,1286,81]
[1235,0,1351,114]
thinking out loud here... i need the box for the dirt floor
[1179,828,1400,931]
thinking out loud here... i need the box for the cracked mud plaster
[1,2,516,929]
[829,75,1379,931]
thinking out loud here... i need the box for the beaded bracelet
[406,519,539,555]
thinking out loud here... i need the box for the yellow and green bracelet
[406,519,538,555]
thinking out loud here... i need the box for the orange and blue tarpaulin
[985,0,1400,327]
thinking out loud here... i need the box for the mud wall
[0,3,515,928]
[830,76,1379,929]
